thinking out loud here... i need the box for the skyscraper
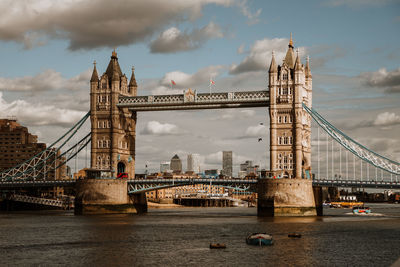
[160,161,170,173]
[170,154,182,173]
[187,154,200,173]
[222,151,233,177]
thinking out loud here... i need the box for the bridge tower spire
[258,34,317,216]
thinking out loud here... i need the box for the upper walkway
[117,90,269,111]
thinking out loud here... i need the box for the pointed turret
[305,56,312,78]
[90,61,99,82]
[294,49,302,71]
[283,33,295,69]
[105,49,123,79]
[269,51,278,73]
[129,66,137,87]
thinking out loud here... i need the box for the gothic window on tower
[102,81,107,89]
[278,116,282,123]
[288,136,292,144]
[289,115,292,123]
[283,73,288,80]
[283,88,288,95]
[288,87,292,95]
[284,116,287,123]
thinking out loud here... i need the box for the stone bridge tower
[90,51,137,178]
[269,34,312,179]
[258,35,316,216]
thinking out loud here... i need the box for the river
[1,203,400,266]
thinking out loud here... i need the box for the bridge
[1,39,399,216]
[1,178,400,192]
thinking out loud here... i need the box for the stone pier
[74,179,147,215]
[257,178,317,216]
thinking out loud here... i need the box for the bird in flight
[258,138,262,142]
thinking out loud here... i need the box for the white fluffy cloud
[150,22,223,53]
[140,121,180,135]
[244,124,266,137]
[373,112,400,127]
[0,69,91,92]
[0,0,259,50]
[229,37,307,74]
[159,65,225,89]
[0,92,86,127]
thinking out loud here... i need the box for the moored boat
[246,233,273,246]
[352,206,371,214]
[288,233,302,238]
[210,243,226,249]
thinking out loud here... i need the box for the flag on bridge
[171,80,176,85]
[210,79,215,85]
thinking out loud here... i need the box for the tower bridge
[1,36,399,215]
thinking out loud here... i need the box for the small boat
[246,233,273,246]
[209,243,226,249]
[288,233,302,238]
[352,206,371,214]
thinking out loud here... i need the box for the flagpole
[209,76,211,95]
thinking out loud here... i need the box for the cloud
[373,112,400,127]
[0,0,256,50]
[159,65,225,89]
[244,124,266,137]
[235,0,262,24]
[213,109,256,120]
[229,37,307,75]
[150,22,223,53]
[140,121,180,135]
[360,67,400,93]
[0,69,91,93]
[0,92,86,127]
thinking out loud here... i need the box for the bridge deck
[1,178,399,190]
[117,90,269,111]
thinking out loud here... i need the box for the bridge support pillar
[74,179,147,215]
[257,178,316,216]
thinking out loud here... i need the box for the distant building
[222,151,233,177]
[204,169,219,177]
[239,160,259,177]
[0,118,66,180]
[187,154,200,173]
[160,161,170,173]
[170,154,182,173]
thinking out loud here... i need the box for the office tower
[187,153,200,173]
[222,151,233,177]
[170,154,182,173]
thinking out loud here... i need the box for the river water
[1,204,400,266]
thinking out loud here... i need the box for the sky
[0,0,399,176]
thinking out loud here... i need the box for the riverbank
[147,201,183,209]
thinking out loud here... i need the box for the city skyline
[0,0,399,174]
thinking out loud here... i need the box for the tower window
[283,73,288,80]
[284,116,287,123]
[278,116,282,123]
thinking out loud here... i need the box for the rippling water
[1,203,400,266]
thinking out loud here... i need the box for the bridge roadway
[1,178,400,190]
